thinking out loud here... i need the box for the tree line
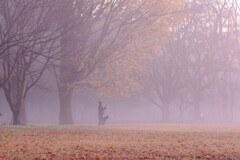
[144,0,240,122]
[0,0,182,124]
[1,0,240,125]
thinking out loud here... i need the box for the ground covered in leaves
[1,124,240,159]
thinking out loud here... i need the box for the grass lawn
[1,124,240,159]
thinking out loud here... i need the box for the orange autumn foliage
[88,0,184,97]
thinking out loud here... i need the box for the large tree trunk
[12,110,20,125]
[57,0,75,125]
[8,97,26,125]
[19,101,27,124]
[12,101,25,125]
[11,105,26,125]
[58,85,74,124]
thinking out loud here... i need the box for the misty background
[1,0,240,125]
[1,83,240,124]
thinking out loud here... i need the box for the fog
[4,1,240,160]
[1,89,240,125]
[1,0,240,125]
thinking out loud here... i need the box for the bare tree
[145,41,188,122]
[184,0,240,121]
[209,0,240,121]
[174,0,239,121]
[55,0,181,124]
[144,0,240,122]
[0,0,62,125]
[174,88,192,123]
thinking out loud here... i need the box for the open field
[1,124,240,159]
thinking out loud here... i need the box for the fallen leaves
[1,124,240,159]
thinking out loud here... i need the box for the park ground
[1,124,240,159]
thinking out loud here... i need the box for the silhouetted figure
[0,113,2,116]
[98,101,106,125]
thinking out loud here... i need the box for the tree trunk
[162,103,170,122]
[220,89,229,122]
[12,110,21,125]
[10,100,26,125]
[229,91,235,122]
[58,85,74,124]
[180,110,183,123]
[193,97,201,122]
[19,101,27,124]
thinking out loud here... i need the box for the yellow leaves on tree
[88,0,184,98]
[89,51,149,97]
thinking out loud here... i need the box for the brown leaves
[1,125,240,159]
